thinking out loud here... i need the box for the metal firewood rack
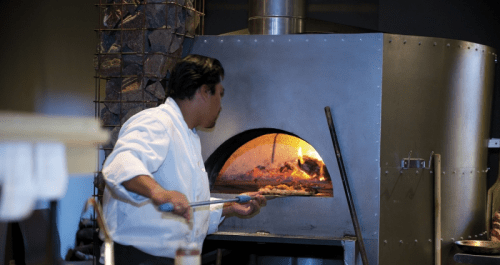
[92,1,205,263]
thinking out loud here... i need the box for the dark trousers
[114,242,175,265]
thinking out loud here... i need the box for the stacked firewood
[94,0,200,193]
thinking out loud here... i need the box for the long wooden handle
[434,154,442,265]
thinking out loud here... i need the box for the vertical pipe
[248,0,306,35]
[434,154,442,265]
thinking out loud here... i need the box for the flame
[216,133,331,189]
[298,147,305,165]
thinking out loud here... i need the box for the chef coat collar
[165,97,197,135]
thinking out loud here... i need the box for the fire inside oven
[207,129,333,197]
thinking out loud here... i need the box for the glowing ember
[218,146,330,184]
[213,133,333,196]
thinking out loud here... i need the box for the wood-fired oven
[183,32,496,265]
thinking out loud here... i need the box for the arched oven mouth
[205,128,333,197]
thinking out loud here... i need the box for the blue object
[158,203,175,212]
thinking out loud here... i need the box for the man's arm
[122,175,191,221]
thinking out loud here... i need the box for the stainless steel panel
[188,32,495,265]
[190,33,383,265]
[379,34,496,265]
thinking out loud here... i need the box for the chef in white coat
[101,54,266,264]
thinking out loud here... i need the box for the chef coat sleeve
[102,114,171,205]
[207,198,225,234]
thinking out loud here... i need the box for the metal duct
[248,0,306,35]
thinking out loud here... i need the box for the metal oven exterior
[185,33,496,264]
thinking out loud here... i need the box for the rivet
[288,39,291,42]
[400,240,403,244]
[220,39,223,43]
[468,47,471,49]
[447,43,450,47]
[385,171,389,174]
[428,239,432,242]
[433,42,437,46]
[418,42,422,45]
[254,39,258,42]
[415,239,418,243]
[443,171,446,174]
[389,40,392,43]
[416,170,419,174]
[440,238,443,241]
[342,39,345,42]
[451,238,455,241]
[475,235,478,237]
[384,240,388,244]
[375,159,378,161]
[204,40,207,43]
[305,39,309,42]
[403,40,407,44]
[271,39,274,42]
[460,237,464,240]
[324,39,327,42]
[360,38,363,41]
[237,39,241,42]
[453,171,456,174]
[468,236,472,239]
[430,171,433,174]
[476,48,478,51]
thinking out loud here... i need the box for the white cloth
[102,98,223,259]
[0,142,68,221]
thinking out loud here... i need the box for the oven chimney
[248,0,306,35]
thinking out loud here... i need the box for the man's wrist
[150,186,167,205]
[222,202,235,217]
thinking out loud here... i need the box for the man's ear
[199,84,210,101]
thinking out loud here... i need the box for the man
[101,54,266,264]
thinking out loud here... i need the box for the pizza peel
[158,195,256,212]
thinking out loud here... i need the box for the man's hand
[151,188,191,222]
[122,175,191,222]
[223,192,267,218]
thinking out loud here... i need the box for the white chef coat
[101,97,223,258]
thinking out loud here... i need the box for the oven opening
[205,129,333,197]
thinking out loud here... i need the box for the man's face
[203,82,224,129]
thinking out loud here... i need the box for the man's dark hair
[167,54,224,100]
